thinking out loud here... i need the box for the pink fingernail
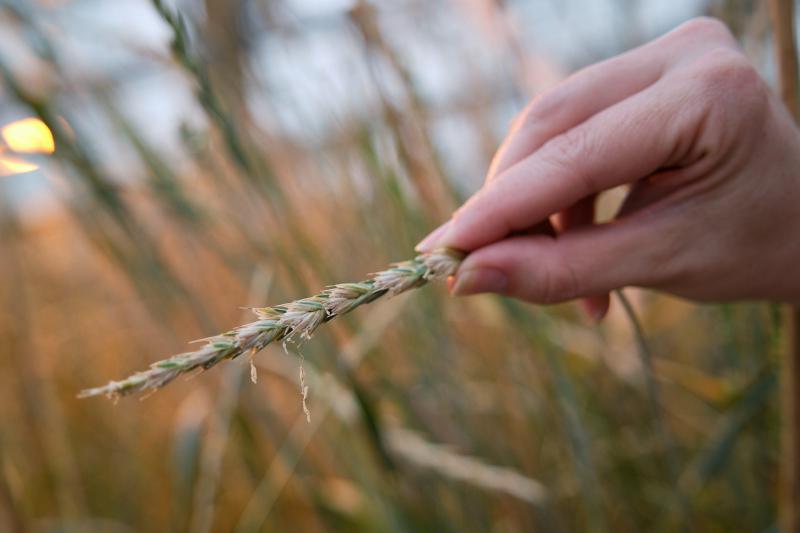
[451,268,508,296]
[415,220,451,252]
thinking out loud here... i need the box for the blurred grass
[0,0,782,531]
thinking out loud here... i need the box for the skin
[415,17,800,319]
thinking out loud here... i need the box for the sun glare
[2,118,55,154]
[0,118,55,176]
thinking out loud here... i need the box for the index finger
[439,78,700,252]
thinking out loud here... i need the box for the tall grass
[0,1,782,531]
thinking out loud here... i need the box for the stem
[614,291,676,464]
[767,1,800,531]
[615,290,687,524]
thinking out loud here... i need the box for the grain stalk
[768,0,800,530]
[79,248,463,400]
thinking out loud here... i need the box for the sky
[0,0,710,219]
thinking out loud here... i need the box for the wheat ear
[78,248,463,400]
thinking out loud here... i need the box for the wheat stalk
[79,248,463,400]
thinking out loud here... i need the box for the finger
[581,295,611,322]
[416,207,556,253]
[487,17,739,183]
[523,219,558,238]
[450,216,680,303]
[551,195,611,320]
[440,77,701,253]
[416,220,450,252]
[552,194,597,233]
[615,170,686,218]
[488,56,663,183]
[572,170,683,320]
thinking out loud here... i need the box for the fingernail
[451,268,508,296]
[415,220,451,252]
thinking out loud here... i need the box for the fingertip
[437,212,493,254]
[434,190,508,253]
[581,294,610,323]
[415,220,451,253]
[451,235,550,302]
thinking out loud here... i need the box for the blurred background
[0,0,787,531]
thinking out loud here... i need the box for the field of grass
[0,1,784,531]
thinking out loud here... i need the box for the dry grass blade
[78,248,463,400]
[386,427,549,505]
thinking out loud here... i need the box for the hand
[416,17,800,318]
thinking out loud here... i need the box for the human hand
[416,17,800,318]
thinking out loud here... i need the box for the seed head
[79,247,464,400]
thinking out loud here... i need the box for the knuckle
[699,47,757,84]
[691,47,767,122]
[673,17,735,44]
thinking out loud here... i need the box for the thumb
[553,195,610,321]
[450,218,678,304]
